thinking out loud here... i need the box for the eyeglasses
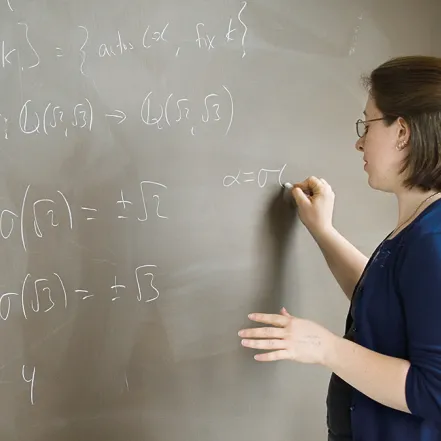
[355,117,388,138]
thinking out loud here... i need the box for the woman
[238,55,441,441]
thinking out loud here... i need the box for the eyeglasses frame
[355,117,389,138]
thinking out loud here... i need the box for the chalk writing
[0,186,72,252]
[195,2,247,56]
[195,23,216,51]
[0,209,17,240]
[111,276,126,301]
[0,292,19,321]
[1,86,233,138]
[143,23,169,49]
[81,207,98,221]
[78,25,89,76]
[137,181,168,221]
[349,12,364,56]
[0,113,8,139]
[0,181,168,251]
[2,3,247,75]
[72,99,93,130]
[99,31,135,57]
[0,0,258,416]
[75,289,93,300]
[223,164,288,188]
[18,22,40,69]
[18,272,67,320]
[140,85,234,135]
[125,372,130,392]
[135,265,160,302]
[116,181,169,221]
[116,191,132,220]
[105,109,126,124]
[0,22,42,70]
[22,365,36,405]
[0,266,160,321]
[19,98,93,136]
[19,100,40,134]
[1,22,41,71]
[1,39,16,68]
[237,2,248,58]
[32,195,71,238]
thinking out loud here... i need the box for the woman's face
[355,96,409,193]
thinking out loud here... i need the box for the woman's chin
[366,173,393,192]
[366,172,379,190]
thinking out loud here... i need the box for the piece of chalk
[284,182,311,197]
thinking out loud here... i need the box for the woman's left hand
[238,307,335,364]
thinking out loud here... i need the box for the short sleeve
[398,232,441,422]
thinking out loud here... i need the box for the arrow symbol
[105,110,126,124]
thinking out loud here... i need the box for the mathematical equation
[0,264,161,322]
[223,164,287,188]
[0,181,168,252]
[0,84,234,139]
[1,2,247,73]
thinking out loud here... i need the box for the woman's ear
[397,116,411,148]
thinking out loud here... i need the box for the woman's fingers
[241,339,287,350]
[246,313,291,327]
[254,350,290,362]
[293,176,326,197]
[238,326,286,339]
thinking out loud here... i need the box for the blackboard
[0,1,440,440]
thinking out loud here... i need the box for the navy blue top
[328,197,441,441]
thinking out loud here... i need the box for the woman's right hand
[291,176,335,236]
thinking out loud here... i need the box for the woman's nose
[355,137,364,152]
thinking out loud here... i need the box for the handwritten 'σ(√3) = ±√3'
[0,266,161,322]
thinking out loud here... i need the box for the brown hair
[362,55,441,191]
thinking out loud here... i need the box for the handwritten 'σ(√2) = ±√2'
[0,181,169,252]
